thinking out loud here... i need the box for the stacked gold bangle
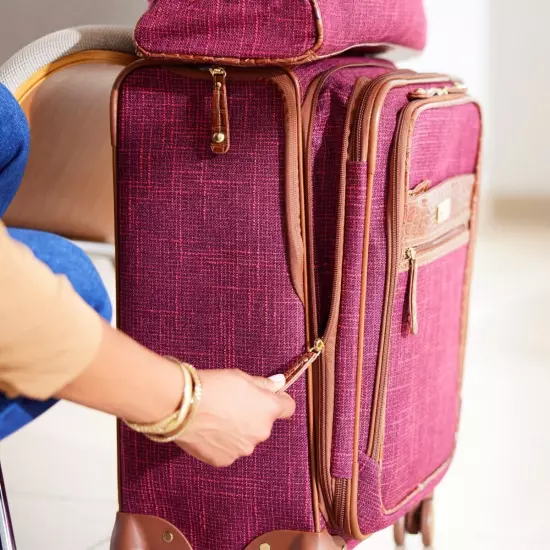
[124,357,202,444]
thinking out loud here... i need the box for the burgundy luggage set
[111,2,482,549]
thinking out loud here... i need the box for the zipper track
[402,226,470,270]
[303,61,394,527]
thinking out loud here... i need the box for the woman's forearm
[56,320,183,424]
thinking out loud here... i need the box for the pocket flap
[404,174,475,248]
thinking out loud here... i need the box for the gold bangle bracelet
[124,358,194,436]
[146,362,202,444]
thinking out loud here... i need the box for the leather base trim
[110,513,192,550]
[110,514,345,550]
[244,530,344,550]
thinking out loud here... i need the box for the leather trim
[244,529,343,550]
[404,174,475,248]
[210,69,230,154]
[110,513,193,550]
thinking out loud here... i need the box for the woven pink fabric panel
[136,0,317,59]
[358,82,452,461]
[317,0,427,56]
[356,454,449,533]
[381,247,468,509]
[355,90,481,533]
[136,0,426,62]
[116,67,314,549]
[408,103,482,190]
[296,63,392,480]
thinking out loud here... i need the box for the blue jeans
[0,83,112,438]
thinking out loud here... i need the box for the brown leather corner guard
[244,530,344,550]
[111,513,345,550]
[110,513,192,550]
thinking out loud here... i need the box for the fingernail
[269,374,286,389]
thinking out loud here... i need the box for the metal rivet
[215,81,222,89]
[259,544,271,550]
[213,132,226,144]
[162,531,174,543]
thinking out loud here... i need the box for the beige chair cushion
[0,27,136,243]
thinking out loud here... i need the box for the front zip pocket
[370,92,481,514]
[404,228,470,335]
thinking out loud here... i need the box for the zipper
[370,93,472,464]
[406,247,419,335]
[209,67,230,154]
[301,61,394,523]
[404,226,470,335]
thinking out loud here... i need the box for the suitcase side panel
[115,65,315,550]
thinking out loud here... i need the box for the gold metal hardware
[310,338,325,354]
[209,67,227,77]
[409,87,450,99]
[162,531,174,543]
[406,248,419,335]
[212,132,226,144]
[259,544,271,550]
[436,198,452,224]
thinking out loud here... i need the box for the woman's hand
[176,369,295,467]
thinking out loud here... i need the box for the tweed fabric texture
[356,454,449,533]
[116,67,313,549]
[294,57,395,101]
[300,64,392,480]
[358,83,452,460]
[354,88,481,532]
[135,0,426,63]
[136,0,317,59]
[408,103,482,190]
[381,247,468,509]
[308,66,390,334]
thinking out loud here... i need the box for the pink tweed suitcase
[137,0,427,65]
[110,57,482,549]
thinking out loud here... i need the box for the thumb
[250,374,287,393]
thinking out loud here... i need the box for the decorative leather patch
[244,530,343,550]
[110,512,193,550]
[404,174,475,248]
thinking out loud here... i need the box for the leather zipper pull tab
[406,248,419,335]
[278,339,325,394]
[209,67,230,154]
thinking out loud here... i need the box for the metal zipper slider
[406,248,419,335]
[209,67,230,154]
[409,85,468,100]
[277,339,325,394]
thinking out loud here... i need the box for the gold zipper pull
[209,67,230,154]
[408,85,468,100]
[278,339,325,394]
[406,248,419,335]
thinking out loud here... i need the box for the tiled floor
[1,217,548,549]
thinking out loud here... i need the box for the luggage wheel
[393,494,434,548]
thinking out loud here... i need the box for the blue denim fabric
[0,83,112,438]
